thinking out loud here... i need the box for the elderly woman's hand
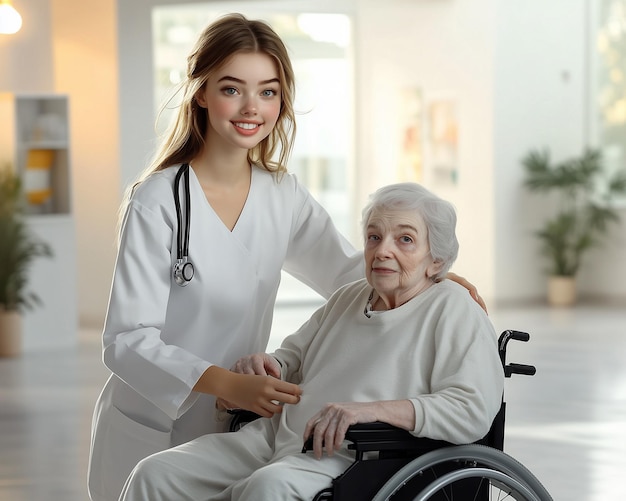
[231,353,282,378]
[303,400,415,460]
[303,402,378,459]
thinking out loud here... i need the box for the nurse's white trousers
[119,418,352,501]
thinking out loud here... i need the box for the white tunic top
[88,165,362,500]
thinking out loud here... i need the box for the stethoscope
[172,163,195,286]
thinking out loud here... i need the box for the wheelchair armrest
[227,409,262,432]
[344,422,454,459]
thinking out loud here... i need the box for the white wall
[493,0,588,304]
[580,217,626,301]
[493,0,626,304]
[2,0,625,332]
[51,0,120,328]
[354,0,497,301]
[0,0,120,330]
[0,0,54,92]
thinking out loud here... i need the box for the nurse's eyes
[220,87,279,98]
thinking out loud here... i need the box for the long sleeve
[271,300,334,384]
[283,179,363,299]
[408,286,504,443]
[102,192,210,420]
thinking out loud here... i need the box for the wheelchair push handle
[511,330,529,341]
[498,330,536,378]
[505,363,536,377]
[499,329,529,347]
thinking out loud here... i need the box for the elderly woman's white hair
[361,183,459,281]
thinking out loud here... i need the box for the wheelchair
[230,330,552,501]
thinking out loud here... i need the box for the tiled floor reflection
[0,303,625,500]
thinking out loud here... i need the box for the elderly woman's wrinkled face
[364,209,441,308]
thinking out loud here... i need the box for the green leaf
[522,147,625,277]
[0,165,53,312]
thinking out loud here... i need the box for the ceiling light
[0,1,22,35]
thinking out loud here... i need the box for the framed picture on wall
[425,94,459,189]
[397,87,424,183]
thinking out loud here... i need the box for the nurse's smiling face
[195,51,282,153]
[364,209,442,310]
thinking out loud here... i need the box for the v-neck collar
[187,164,255,234]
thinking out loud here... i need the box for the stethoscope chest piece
[173,257,195,286]
[173,163,195,286]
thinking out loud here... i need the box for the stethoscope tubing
[174,163,191,261]
[173,163,194,286]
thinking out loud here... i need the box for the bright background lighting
[0,2,22,35]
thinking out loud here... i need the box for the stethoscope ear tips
[173,257,194,286]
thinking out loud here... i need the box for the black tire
[371,444,552,501]
[415,466,543,500]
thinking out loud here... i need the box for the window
[591,0,626,200]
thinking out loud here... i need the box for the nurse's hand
[445,272,488,314]
[231,353,282,378]
[196,366,301,418]
[216,353,284,410]
[223,371,302,417]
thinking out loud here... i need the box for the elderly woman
[119,183,504,501]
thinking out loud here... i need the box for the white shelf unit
[0,93,78,352]
[1,93,71,214]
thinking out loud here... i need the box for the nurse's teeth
[234,122,258,130]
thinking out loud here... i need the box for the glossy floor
[0,303,625,500]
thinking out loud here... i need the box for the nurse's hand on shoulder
[445,272,488,314]
[196,365,301,418]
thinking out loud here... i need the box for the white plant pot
[547,275,577,307]
[0,309,22,357]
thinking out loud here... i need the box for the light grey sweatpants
[118,417,353,501]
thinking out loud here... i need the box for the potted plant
[0,164,52,356]
[522,147,626,306]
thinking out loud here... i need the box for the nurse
[87,13,484,501]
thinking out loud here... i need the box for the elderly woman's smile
[371,264,397,274]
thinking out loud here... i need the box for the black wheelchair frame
[230,330,552,501]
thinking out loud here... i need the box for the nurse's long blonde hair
[118,13,297,234]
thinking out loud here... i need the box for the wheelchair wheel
[414,467,543,500]
[371,444,552,501]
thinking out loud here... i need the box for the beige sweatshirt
[271,278,504,457]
